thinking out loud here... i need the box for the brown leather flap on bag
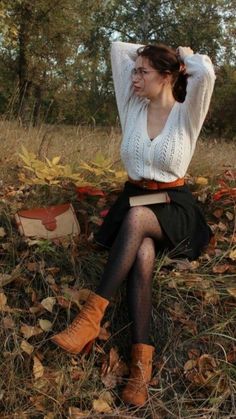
[18,203,70,231]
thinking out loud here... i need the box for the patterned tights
[96,206,164,344]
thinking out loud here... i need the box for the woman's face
[132,56,168,99]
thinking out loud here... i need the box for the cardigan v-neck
[145,101,178,142]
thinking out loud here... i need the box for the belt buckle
[142,180,148,189]
[142,179,153,189]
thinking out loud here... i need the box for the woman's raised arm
[178,46,216,141]
[111,41,143,131]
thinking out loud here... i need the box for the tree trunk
[33,84,42,126]
[18,2,32,124]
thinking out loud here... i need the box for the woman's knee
[136,237,156,265]
[124,206,146,227]
[124,206,163,238]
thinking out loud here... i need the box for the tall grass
[0,119,236,183]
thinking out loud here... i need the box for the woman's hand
[176,46,194,62]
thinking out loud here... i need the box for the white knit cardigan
[111,42,216,182]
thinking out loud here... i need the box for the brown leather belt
[128,176,184,190]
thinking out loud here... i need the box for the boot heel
[82,339,95,354]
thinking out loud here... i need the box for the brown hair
[137,44,188,103]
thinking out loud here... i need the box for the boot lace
[66,301,94,333]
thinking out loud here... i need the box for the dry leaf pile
[0,168,235,418]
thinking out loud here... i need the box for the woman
[51,41,215,406]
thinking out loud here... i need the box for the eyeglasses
[131,68,158,78]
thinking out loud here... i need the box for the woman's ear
[163,73,172,85]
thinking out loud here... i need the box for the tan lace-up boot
[121,343,154,406]
[51,292,109,354]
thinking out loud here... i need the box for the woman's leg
[96,206,163,300]
[126,237,156,345]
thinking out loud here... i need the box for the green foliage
[210,65,236,138]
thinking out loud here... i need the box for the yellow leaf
[68,407,90,418]
[19,153,32,166]
[226,211,234,221]
[45,157,53,167]
[92,398,112,413]
[203,288,220,305]
[195,176,208,185]
[52,156,61,165]
[40,297,56,313]
[184,359,197,371]
[229,249,236,261]
[21,339,34,355]
[0,292,7,309]
[115,170,127,179]
[0,227,6,237]
[33,356,44,380]
[20,324,43,339]
[0,273,14,287]
[38,319,53,331]
[226,288,236,298]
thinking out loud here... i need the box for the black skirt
[94,181,212,260]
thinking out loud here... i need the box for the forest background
[0,0,236,139]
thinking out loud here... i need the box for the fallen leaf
[188,348,201,359]
[44,413,56,419]
[68,407,90,418]
[203,288,220,305]
[76,186,105,198]
[212,264,229,274]
[0,292,8,309]
[213,208,224,218]
[184,354,229,393]
[92,397,112,413]
[195,176,208,185]
[57,296,71,309]
[99,321,111,341]
[70,367,85,381]
[2,316,15,329]
[29,303,45,315]
[21,340,34,355]
[62,287,91,307]
[33,356,44,379]
[226,211,234,221]
[226,288,236,298]
[27,262,38,272]
[190,260,200,270]
[60,275,74,284]
[218,222,227,232]
[101,347,129,388]
[46,274,55,285]
[38,319,53,331]
[0,227,6,237]
[20,323,43,339]
[29,394,45,411]
[89,215,103,226]
[229,249,236,261]
[227,346,236,363]
[100,209,109,218]
[0,273,15,287]
[184,359,197,371]
[41,297,56,313]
